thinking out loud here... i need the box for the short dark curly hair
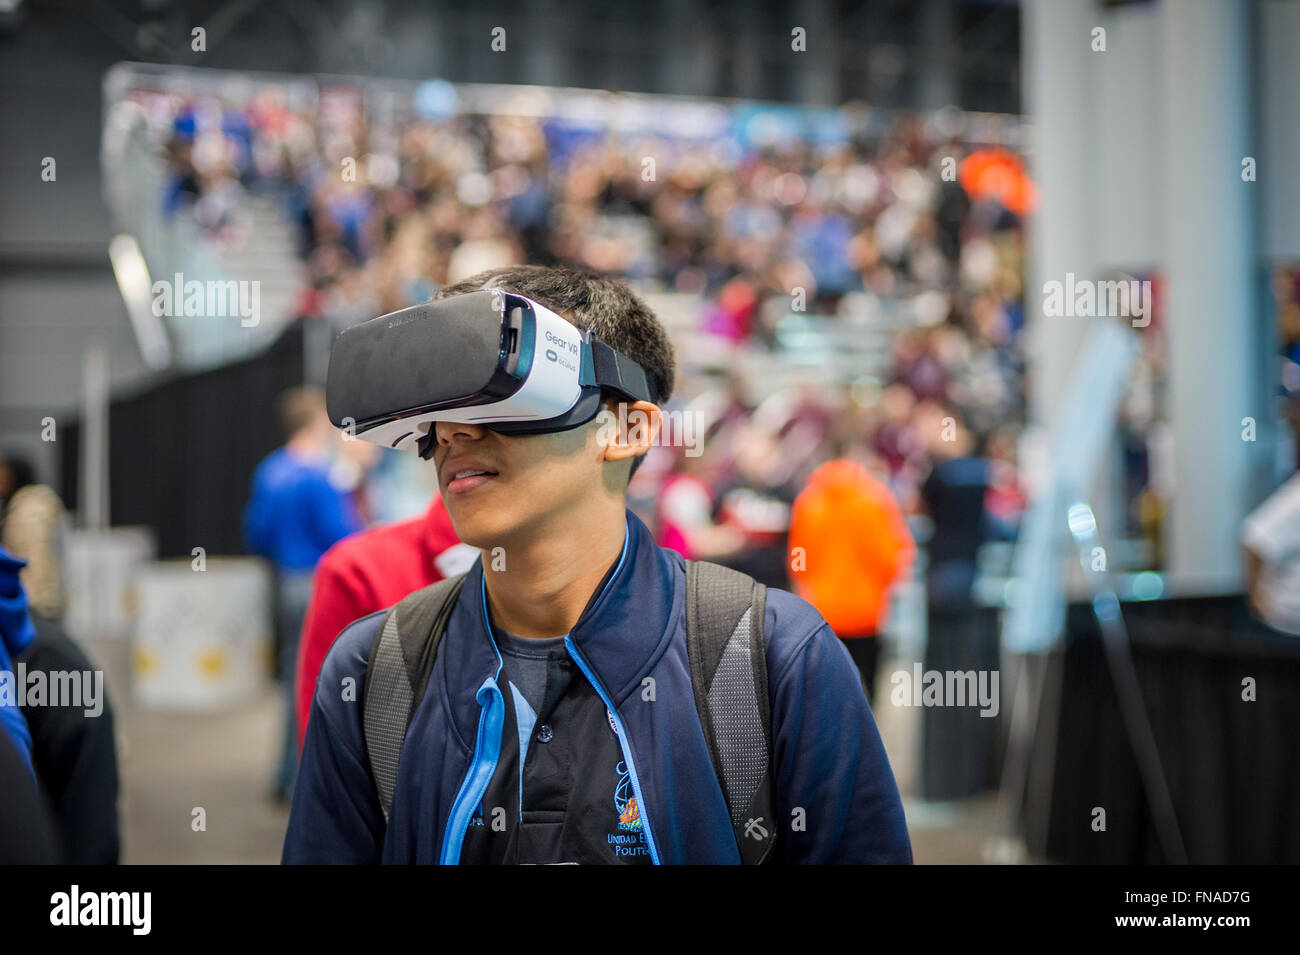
[433,265,676,406]
[433,266,676,482]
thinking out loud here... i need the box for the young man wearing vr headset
[284,265,911,864]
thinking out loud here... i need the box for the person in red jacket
[293,493,472,753]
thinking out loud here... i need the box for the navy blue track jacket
[282,510,912,864]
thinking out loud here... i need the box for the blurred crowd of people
[147,85,1024,337]
[139,80,1031,578]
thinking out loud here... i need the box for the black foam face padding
[326,290,507,428]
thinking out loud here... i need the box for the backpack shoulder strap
[684,560,775,864]
[362,572,467,821]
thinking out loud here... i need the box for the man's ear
[597,399,662,465]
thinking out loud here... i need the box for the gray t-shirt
[491,623,568,717]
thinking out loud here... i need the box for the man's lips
[442,461,500,495]
[447,472,495,494]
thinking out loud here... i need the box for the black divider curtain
[61,321,305,559]
[1037,596,1300,864]
[921,605,1005,800]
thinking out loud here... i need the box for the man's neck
[481,505,627,639]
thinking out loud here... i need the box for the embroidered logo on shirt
[614,761,642,832]
[608,760,649,858]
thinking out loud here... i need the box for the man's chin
[445,508,513,552]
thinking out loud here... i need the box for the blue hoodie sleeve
[770,620,913,864]
[282,613,386,864]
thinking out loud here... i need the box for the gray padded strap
[363,573,466,821]
[685,560,774,864]
[363,610,413,821]
[706,604,765,824]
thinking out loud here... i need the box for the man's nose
[435,419,487,447]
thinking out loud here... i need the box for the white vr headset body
[325,289,654,455]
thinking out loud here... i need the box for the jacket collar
[439,509,678,738]
[565,509,679,703]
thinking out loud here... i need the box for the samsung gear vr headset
[325,289,655,459]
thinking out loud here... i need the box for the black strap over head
[585,338,654,404]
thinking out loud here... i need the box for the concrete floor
[95,636,1019,864]
[98,635,290,864]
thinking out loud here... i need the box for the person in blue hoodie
[245,386,362,801]
[284,266,912,865]
[0,545,37,776]
[0,548,57,860]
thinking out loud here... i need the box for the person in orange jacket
[788,447,915,703]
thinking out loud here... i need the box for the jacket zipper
[440,576,506,865]
[439,677,504,864]
[442,524,635,864]
[565,637,662,865]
